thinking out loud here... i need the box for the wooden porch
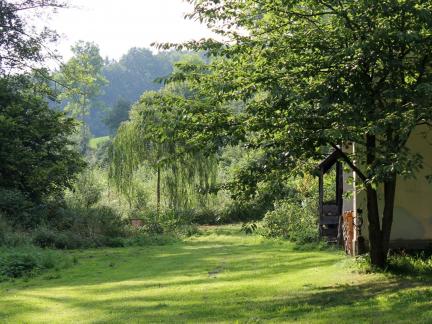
[317,150,343,243]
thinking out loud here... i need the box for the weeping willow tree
[109,90,218,213]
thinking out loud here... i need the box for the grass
[1,225,431,323]
[88,136,110,150]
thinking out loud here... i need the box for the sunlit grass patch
[1,227,431,323]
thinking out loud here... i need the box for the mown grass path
[1,226,432,323]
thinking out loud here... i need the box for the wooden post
[336,161,344,246]
[352,142,358,256]
[343,211,354,255]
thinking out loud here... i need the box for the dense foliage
[160,0,432,267]
[103,98,132,133]
[0,246,72,280]
[262,175,319,243]
[0,77,85,204]
[55,41,107,153]
[110,90,218,212]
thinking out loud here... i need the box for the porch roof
[317,150,343,174]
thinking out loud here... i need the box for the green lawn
[89,136,110,150]
[1,226,431,323]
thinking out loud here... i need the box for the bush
[32,223,128,250]
[65,170,102,209]
[387,252,432,275]
[32,227,86,249]
[0,188,35,228]
[50,206,126,240]
[0,215,10,245]
[0,247,71,280]
[101,236,125,248]
[262,198,318,244]
[1,232,32,247]
[352,252,432,276]
[190,207,220,225]
[241,222,258,235]
[32,205,127,249]
[0,215,32,247]
[0,252,39,278]
[218,200,269,224]
[0,188,70,231]
[175,224,201,237]
[74,206,126,238]
[123,210,195,245]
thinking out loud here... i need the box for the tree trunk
[365,184,386,268]
[365,134,386,268]
[382,174,397,256]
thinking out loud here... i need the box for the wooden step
[320,216,339,225]
[320,225,339,243]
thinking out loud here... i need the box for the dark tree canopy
[103,98,131,133]
[0,76,85,202]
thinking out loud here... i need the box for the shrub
[32,225,126,250]
[241,222,258,235]
[65,170,102,209]
[175,224,201,237]
[190,207,219,225]
[52,206,126,240]
[0,215,32,247]
[0,247,71,280]
[76,206,126,238]
[143,221,164,235]
[0,252,39,278]
[1,232,32,247]
[0,188,35,228]
[101,236,125,248]
[32,227,57,248]
[387,252,432,275]
[262,198,318,244]
[352,252,432,276]
[32,227,84,249]
[0,215,10,245]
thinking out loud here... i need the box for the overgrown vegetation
[0,247,72,281]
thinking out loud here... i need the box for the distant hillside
[88,49,185,136]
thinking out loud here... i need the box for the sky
[47,0,214,61]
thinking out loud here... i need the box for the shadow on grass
[1,233,432,322]
[3,277,431,322]
[6,238,336,289]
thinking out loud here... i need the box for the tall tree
[0,76,85,202]
[0,0,86,224]
[56,41,107,153]
[166,0,432,267]
[110,90,218,213]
